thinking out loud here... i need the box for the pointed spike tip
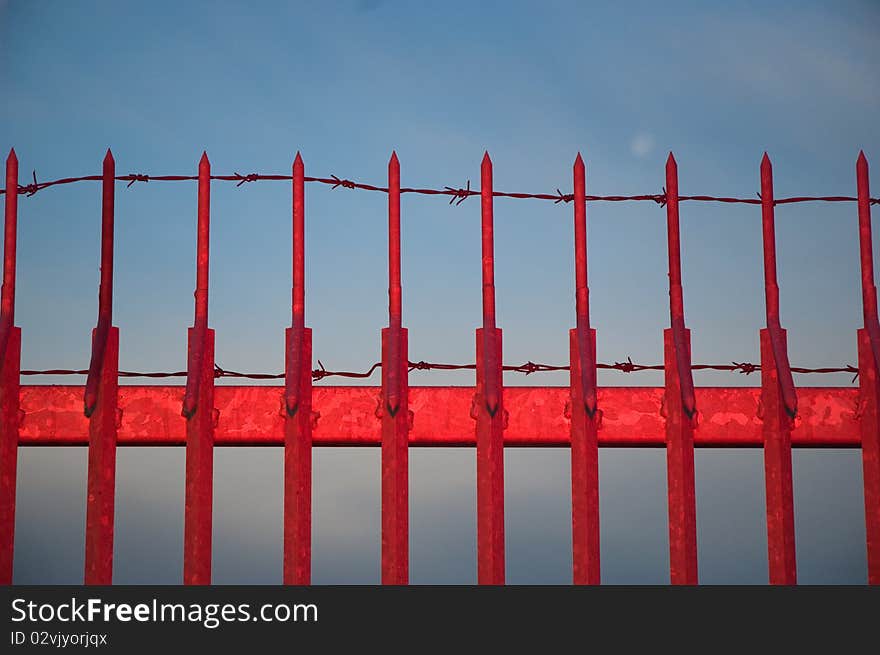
[857,150,867,167]
[666,151,677,165]
[482,151,492,165]
[103,148,114,164]
[7,148,17,163]
[199,151,210,166]
[574,152,584,168]
[761,151,771,166]
[293,151,303,166]
[389,150,399,165]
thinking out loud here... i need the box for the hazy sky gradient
[1,0,878,583]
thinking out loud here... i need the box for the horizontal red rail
[17,385,860,448]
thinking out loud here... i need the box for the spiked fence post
[569,153,600,585]
[0,149,20,584]
[474,152,505,585]
[663,153,698,585]
[182,152,215,585]
[283,152,313,585]
[759,153,798,585]
[856,151,880,585]
[381,152,410,585]
[83,149,120,584]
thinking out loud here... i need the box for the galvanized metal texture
[16,385,861,448]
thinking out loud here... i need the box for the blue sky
[1,0,878,583]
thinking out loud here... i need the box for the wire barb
[19,170,40,197]
[126,173,150,188]
[330,174,356,190]
[554,189,574,204]
[444,180,472,205]
[732,361,758,375]
[234,172,259,187]
[614,357,636,373]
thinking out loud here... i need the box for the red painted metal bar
[761,154,797,418]
[381,152,409,584]
[475,152,505,585]
[572,154,597,419]
[480,153,501,418]
[569,153,600,585]
[0,149,20,584]
[663,153,698,585]
[84,150,116,417]
[0,151,18,371]
[856,151,880,584]
[183,152,215,585]
[386,153,403,416]
[759,153,797,585]
[283,152,313,585]
[17,385,860,448]
[665,154,696,419]
[182,153,212,420]
[83,150,119,584]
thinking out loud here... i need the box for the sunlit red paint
[0,149,876,588]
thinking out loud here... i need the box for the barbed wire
[1,169,878,207]
[19,358,860,382]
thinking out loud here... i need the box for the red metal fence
[0,148,879,586]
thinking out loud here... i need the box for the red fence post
[759,153,798,585]
[283,152,313,585]
[663,153,698,585]
[83,149,119,584]
[381,152,410,584]
[0,149,20,584]
[182,152,215,585]
[856,151,880,584]
[474,152,505,585]
[569,153,600,585]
